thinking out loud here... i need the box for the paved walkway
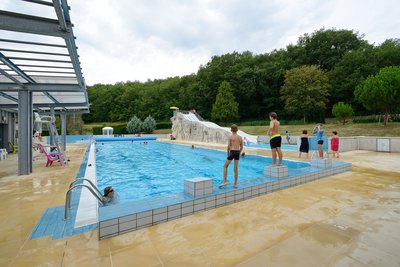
[0,143,399,266]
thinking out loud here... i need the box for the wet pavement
[0,143,399,266]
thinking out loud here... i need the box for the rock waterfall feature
[170,111,258,144]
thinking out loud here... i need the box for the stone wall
[171,113,230,144]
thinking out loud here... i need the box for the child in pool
[331,131,340,158]
[101,186,117,204]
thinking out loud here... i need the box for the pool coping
[97,157,352,239]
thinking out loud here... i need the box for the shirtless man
[219,124,243,189]
[267,112,283,166]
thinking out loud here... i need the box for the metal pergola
[0,0,89,175]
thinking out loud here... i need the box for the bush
[332,102,353,125]
[127,116,142,134]
[353,114,400,123]
[239,120,266,126]
[141,115,156,133]
[92,126,102,135]
[92,124,128,135]
[156,121,172,129]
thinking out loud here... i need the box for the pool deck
[0,142,399,266]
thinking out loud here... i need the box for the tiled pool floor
[1,144,400,266]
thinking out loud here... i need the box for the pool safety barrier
[95,136,157,142]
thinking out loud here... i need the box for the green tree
[355,66,400,126]
[142,115,156,133]
[126,115,142,133]
[332,102,353,124]
[296,28,368,70]
[281,65,330,123]
[211,81,239,123]
[327,45,376,113]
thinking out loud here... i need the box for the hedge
[156,121,172,129]
[92,124,128,135]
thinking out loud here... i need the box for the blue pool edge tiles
[98,161,352,239]
[29,145,98,240]
[95,136,157,142]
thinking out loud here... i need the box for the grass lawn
[239,122,400,137]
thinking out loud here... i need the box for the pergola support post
[61,111,67,151]
[18,89,33,175]
[50,107,55,145]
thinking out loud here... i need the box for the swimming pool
[96,142,310,203]
[245,143,298,151]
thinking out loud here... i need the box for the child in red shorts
[330,131,340,158]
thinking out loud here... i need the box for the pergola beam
[0,48,70,57]
[0,38,67,48]
[0,91,18,102]
[0,102,88,108]
[0,83,84,92]
[0,10,68,38]
[22,0,54,7]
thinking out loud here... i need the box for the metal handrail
[64,184,103,220]
[311,150,329,160]
[69,178,102,196]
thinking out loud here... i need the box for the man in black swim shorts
[267,112,283,166]
[269,134,282,149]
[227,150,240,161]
[219,124,243,189]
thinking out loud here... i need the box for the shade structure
[0,0,89,175]
[0,0,89,113]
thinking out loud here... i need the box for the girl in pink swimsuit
[330,131,340,158]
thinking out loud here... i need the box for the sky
[1,0,400,85]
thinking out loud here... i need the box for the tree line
[83,28,400,124]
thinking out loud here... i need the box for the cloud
[1,0,400,84]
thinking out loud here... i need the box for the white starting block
[263,165,288,178]
[184,177,213,197]
[311,158,332,168]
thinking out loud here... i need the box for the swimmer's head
[302,130,308,134]
[332,131,338,135]
[104,186,114,197]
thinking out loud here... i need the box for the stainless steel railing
[64,181,104,220]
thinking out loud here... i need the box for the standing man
[313,123,325,158]
[267,112,283,166]
[219,124,243,189]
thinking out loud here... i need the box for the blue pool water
[245,143,298,151]
[96,142,310,203]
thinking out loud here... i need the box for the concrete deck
[0,142,399,266]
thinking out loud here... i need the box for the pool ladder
[310,151,330,160]
[64,178,104,220]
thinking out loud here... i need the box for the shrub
[332,102,353,125]
[92,124,128,135]
[352,114,400,123]
[141,115,156,133]
[156,121,172,129]
[126,116,142,134]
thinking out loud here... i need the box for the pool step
[29,206,97,240]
